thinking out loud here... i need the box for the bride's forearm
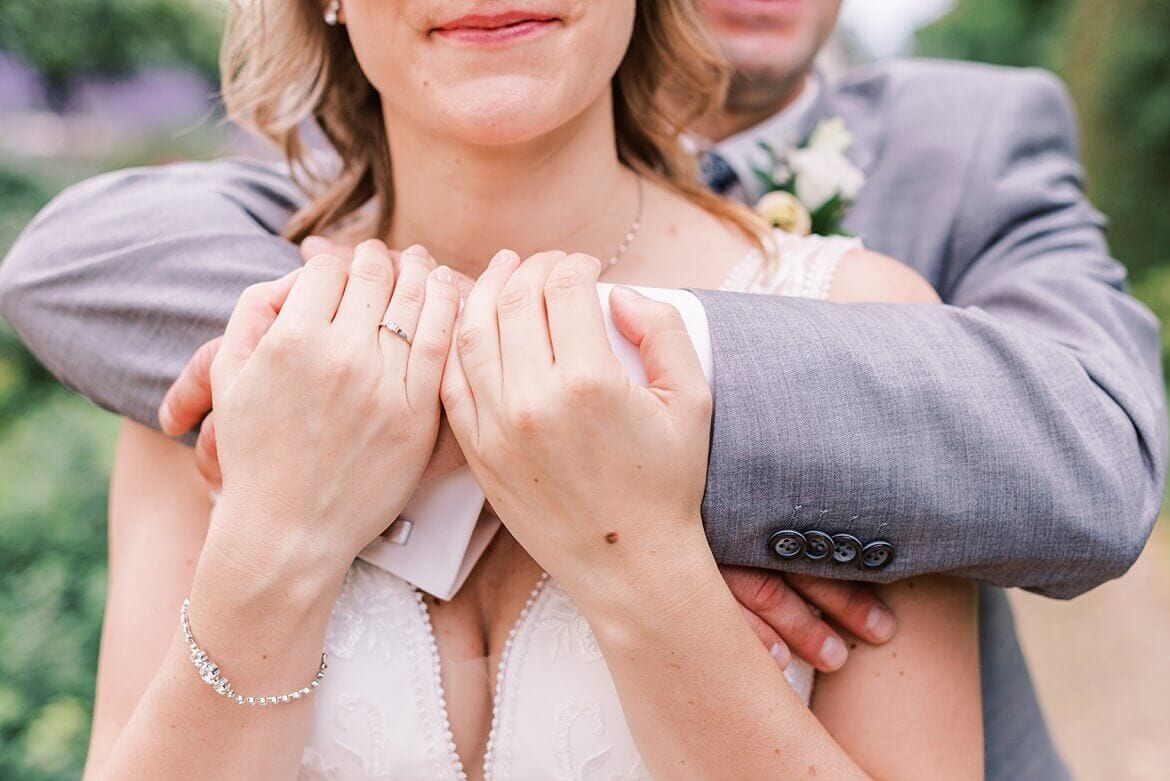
[93,506,346,781]
[574,535,869,780]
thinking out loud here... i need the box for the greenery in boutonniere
[751,117,865,237]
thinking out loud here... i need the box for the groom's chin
[701,0,842,83]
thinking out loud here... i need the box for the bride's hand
[207,241,460,577]
[157,236,475,492]
[441,249,715,605]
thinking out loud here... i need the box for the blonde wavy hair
[220,0,771,249]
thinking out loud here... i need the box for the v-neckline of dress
[412,572,553,781]
[405,232,796,780]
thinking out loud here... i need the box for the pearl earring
[324,0,341,26]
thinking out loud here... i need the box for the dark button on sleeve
[803,530,834,561]
[768,530,807,560]
[830,533,863,565]
[860,541,895,570]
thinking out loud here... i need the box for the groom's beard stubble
[695,68,808,142]
[725,69,805,119]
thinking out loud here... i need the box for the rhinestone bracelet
[181,597,327,706]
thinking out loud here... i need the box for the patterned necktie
[699,151,739,194]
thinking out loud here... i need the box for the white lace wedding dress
[299,231,860,780]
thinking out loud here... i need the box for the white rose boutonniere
[752,117,865,236]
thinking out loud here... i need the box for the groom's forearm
[693,74,1166,600]
[692,287,1165,599]
[0,160,304,433]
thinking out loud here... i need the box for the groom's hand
[158,236,474,491]
[721,565,897,672]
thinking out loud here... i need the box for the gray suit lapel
[810,73,884,179]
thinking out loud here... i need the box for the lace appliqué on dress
[554,701,651,781]
[325,560,410,662]
[722,230,860,299]
[537,582,604,663]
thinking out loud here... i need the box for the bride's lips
[432,11,561,45]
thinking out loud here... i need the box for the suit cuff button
[860,541,895,570]
[803,530,834,561]
[830,533,863,565]
[768,530,807,560]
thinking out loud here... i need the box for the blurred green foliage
[0,169,55,286]
[919,0,1170,281]
[0,0,222,104]
[917,0,1071,67]
[0,2,225,777]
[0,163,116,778]
[0,393,117,781]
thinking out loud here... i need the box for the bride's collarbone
[605,189,757,290]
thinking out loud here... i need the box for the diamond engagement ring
[380,317,412,346]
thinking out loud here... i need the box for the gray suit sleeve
[0,158,304,432]
[0,77,1161,599]
[693,72,1166,598]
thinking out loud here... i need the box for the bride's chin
[432,108,570,148]
[415,79,590,147]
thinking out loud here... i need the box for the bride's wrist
[200,495,353,608]
[567,523,725,630]
[186,499,349,694]
[185,541,343,699]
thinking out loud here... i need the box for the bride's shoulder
[825,244,940,305]
[634,182,758,287]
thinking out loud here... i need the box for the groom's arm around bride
[2,62,1161,597]
[0,15,1165,780]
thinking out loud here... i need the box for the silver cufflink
[384,517,413,546]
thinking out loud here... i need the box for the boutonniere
[752,117,864,236]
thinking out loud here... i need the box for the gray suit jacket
[1,59,1163,779]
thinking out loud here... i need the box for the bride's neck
[384,95,639,279]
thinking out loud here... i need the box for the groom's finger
[721,565,850,673]
[194,412,222,492]
[739,604,791,670]
[784,574,897,645]
[159,336,221,436]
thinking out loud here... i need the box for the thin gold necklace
[605,176,644,271]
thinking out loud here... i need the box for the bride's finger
[379,245,435,358]
[212,269,300,395]
[456,249,521,407]
[608,286,706,402]
[301,235,356,265]
[405,265,460,409]
[276,253,348,325]
[441,308,479,450]
[496,251,559,384]
[544,253,615,373]
[333,240,396,334]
